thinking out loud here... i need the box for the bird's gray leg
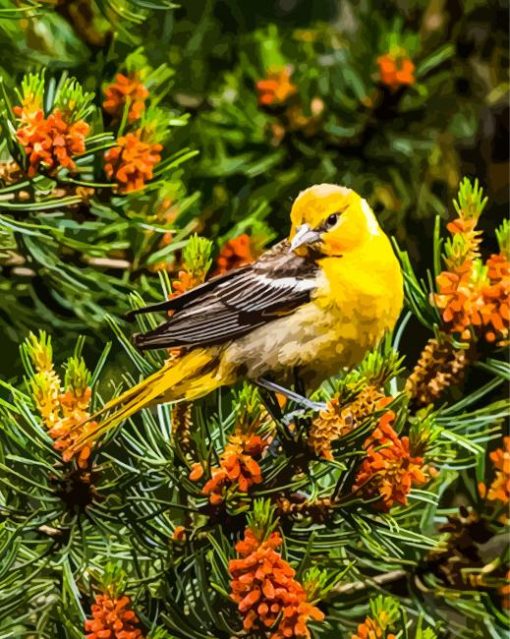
[254,377,324,412]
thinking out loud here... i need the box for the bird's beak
[290,224,321,252]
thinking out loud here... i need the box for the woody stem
[329,569,407,597]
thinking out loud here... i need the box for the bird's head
[289,184,381,257]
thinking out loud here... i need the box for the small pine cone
[277,495,333,522]
[405,337,468,408]
[308,385,385,460]
[426,507,495,590]
[277,496,297,515]
[348,385,387,420]
[172,401,193,452]
[52,466,99,511]
[0,160,23,185]
[84,592,144,639]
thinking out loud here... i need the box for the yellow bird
[88,184,403,437]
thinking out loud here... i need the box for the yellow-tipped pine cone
[171,401,194,451]
[0,160,23,185]
[277,496,333,520]
[405,337,468,408]
[308,385,386,460]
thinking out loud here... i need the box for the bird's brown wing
[133,240,319,350]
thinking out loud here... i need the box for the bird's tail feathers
[71,349,219,452]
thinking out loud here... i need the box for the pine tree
[0,2,508,638]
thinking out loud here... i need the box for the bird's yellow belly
[220,291,397,387]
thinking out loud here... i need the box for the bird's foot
[281,405,328,429]
[254,378,325,412]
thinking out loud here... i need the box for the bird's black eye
[325,213,339,228]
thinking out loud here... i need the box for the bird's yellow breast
[306,233,403,378]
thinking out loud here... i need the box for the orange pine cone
[170,270,202,298]
[104,131,162,193]
[229,527,324,638]
[445,217,483,264]
[31,368,96,469]
[15,105,89,177]
[487,437,510,504]
[84,593,145,639]
[351,612,396,639]
[434,260,475,340]
[50,386,97,469]
[103,72,149,122]
[377,53,415,90]
[479,254,510,345]
[192,431,269,504]
[353,411,428,511]
[214,234,256,275]
[434,253,510,345]
[256,66,297,107]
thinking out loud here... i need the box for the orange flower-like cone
[29,353,96,469]
[256,66,297,107]
[377,53,415,90]
[15,105,89,177]
[353,411,428,511]
[434,196,509,345]
[170,270,203,298]
[351,611,396,639]
[434,259,475,341]
[84,593,144,639]
[214,234,256,275]
[479,254,510,345]
[445,216,482,265]
[229,527,324,638]
[50,387,97,469]
[104,131,162,193]
[191,431,269,504]
[487,437,510,504]
[435,253,510,345]
[103,73,149,122]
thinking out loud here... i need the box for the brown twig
[330,569,407,596]
[82,256,131,269]
[10,266,36,277]
[37,524,64,538]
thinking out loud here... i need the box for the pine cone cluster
[84,593,145,639]
[229,526,324,638]
[426,507,501,591]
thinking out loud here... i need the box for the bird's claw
[282,403,326,428]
